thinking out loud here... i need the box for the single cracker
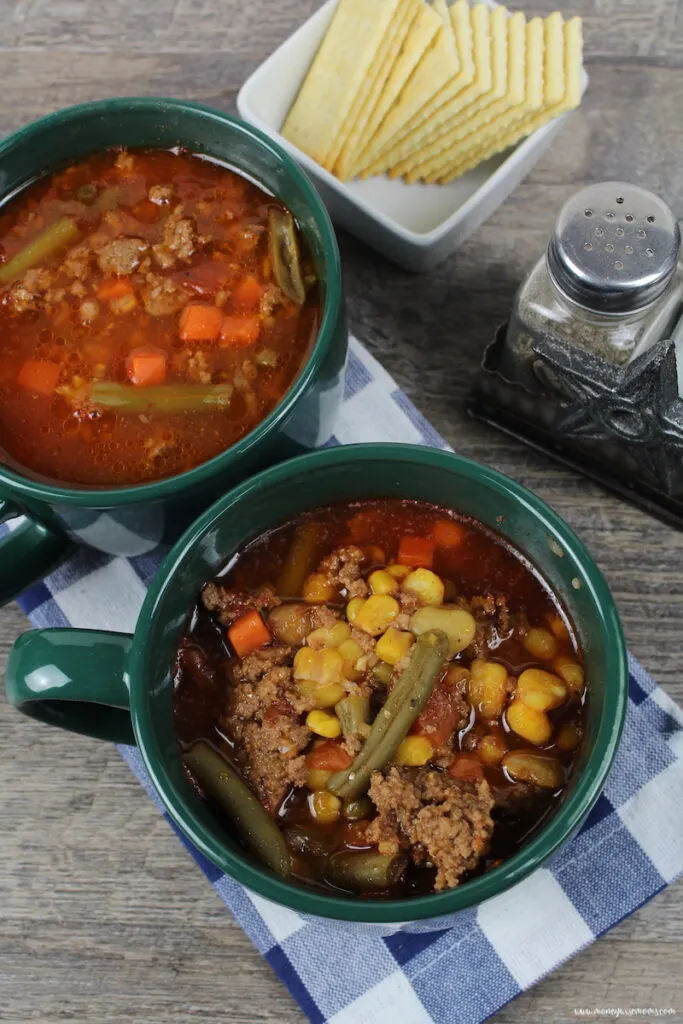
[332,0,416,178]
[354,0,458,177]
[348,0,442,178]
[281,0,403,168]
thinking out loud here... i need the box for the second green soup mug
[4,444,628,931]
[0,98,347,605]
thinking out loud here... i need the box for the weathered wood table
[2,1,682,1020]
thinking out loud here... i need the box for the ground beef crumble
[201,582,280,626]
[317,545,369,598]
[367,767,494,890]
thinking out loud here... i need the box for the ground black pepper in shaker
[503,182,683,389]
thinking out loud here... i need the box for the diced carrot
[305,740,352,772]
[233,274,264,309]
[17,359,60,396]
[432,519,466,548]
[179,303,224,343]
[219,315,261,348]
[412,678,463,748]
[96,277,135,301]
[397,535,435,569]
[448,753,485,782]
[227,609,271,658]
[126,345,167,387]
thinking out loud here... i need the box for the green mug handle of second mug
[0,498,74,606]
[4,628,136,744]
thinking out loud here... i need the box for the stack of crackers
[282,0,583,184]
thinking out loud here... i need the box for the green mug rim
[131,442,628,924]
[0,97,343,507]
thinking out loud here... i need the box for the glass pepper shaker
[503,182,683,389]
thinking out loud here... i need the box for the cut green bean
[89,381,233,414]
[276,521,324,597]
[327,630,449,800]
[324,851,407,893]
[335,694,371,740]
[269,207,307,305]
[0,217,79,284]
[76,184,98,204]
[184,742,291,877]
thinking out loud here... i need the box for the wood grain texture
[1,0,682,1020]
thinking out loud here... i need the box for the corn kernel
[548,614,569,640]
[337,638,364,680]
[503,750,564,788]
[553,655,585,695]
[468,659,509,719]
[307,621,351,649]
[517,668,568,711]
[311,682,347,708]
[386,564,412,580]
[556,722,581,751]
[506,700,552,745]
[293,647,343,686]
[523,627,558,661]
[310,790,342,824]
[478,732,508,766]
[375,627,414,666]
[346,597,366,623]
[395,735,433,766]
[306,709,342,738]
[306,768,333,791]
[355,594,400,636]
[368,569,399,595]
[302,572,337,603]
[402,568,445,606]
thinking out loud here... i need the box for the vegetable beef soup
[174,499,586,898]
[0,148,318,487]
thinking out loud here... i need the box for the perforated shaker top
[546,182,681,314]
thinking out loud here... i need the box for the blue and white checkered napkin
[10,337,683,1024]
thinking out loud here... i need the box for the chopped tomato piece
[227,609,271,658]
[126,345,167,387]
[96,277,135,301]
[179,303,224,342]
[305,740,352,772]
[397,535,435,569]
[17,359,60,395]
[131,199,159,224]
[219,315,261,348]
[172,260,231,297]
[413,677,464,748]
[448,753,485,781]
[233,274,264,309]
[432,519,465,548]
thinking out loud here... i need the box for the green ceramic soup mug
[0,98,347,605]
[5,444,627,929]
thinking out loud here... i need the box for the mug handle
[0,498,74,606]
[4,628,136,745]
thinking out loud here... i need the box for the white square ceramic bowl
[237,0,583,272]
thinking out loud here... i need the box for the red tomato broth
[174,499,586,898]
[0,148,319,487]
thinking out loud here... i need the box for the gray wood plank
[1,0,682,1020]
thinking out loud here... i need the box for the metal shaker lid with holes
[546,182,681,315]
